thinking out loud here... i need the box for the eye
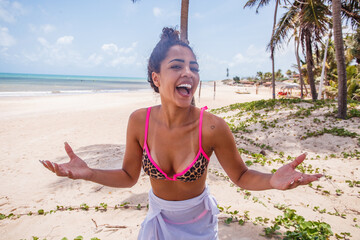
[170,65,182,70]
[191,67,200,73]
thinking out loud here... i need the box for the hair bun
[160,27,180,42]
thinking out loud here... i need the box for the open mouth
[176,83,192,97]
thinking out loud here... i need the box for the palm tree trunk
[333,0,347,119]
[295,36,304,98]
[305,32,317,101]
[319,34,331,100]
[270,0,280,99]
[180,0,189,44]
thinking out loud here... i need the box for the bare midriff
[149,173,208,201]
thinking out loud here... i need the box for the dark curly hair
[147,27,195,93]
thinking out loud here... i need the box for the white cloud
[109,55,136,67]
[119,42,137,53]
[25,36,81,65]
[56,36,74,45]
[102,43,118,54]
[37,37,49,47]
[42,24,55,33]
[29,24,56,34]
[0,0,25,23]
[100,42,139,67]
[87,53,103,65]
[102,42,137,54]
[21,37,139,70]
[0,27,15,47]
[153,7,162,17]
[232,53,245,65]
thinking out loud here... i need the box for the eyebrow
[168,59,199,65]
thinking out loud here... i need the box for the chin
[176,99,193,108]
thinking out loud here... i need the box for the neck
[158,104,194,129]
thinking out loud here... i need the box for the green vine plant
[0,202,148,221]
[217,203,353,239]
[25,236,101,240]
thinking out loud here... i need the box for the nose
[181,65,194,78]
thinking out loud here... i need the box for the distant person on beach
[40,27,322,239]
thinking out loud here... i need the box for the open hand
[40,142,93,180]
[270,153,322,190]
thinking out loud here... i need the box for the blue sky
[0,0,298,81]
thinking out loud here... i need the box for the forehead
[164,45,196,62]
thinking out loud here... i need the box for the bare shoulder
[127,108,148,140]
[129,108,148,124]
[201,110,232,149]
[202,110,229,133]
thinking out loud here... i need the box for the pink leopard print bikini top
[142,106,210,182]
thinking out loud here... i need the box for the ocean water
[0,72,151,97]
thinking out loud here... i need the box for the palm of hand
[57,156,90,179]
[270,163,303,190]
[270,153,322,190]
[40,142,92,180]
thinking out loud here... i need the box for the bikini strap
[144,107,152,146]
[199,106,208,147]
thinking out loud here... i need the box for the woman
[40,28,322,239]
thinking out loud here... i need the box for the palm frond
[269,5,299,51]
[244,0,272,13]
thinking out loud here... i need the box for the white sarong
[138,185,219,240]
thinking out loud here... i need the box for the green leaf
[225,217,233,224]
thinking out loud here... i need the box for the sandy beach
[1,82,359,240]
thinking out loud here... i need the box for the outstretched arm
[211,116,322,191]
[40,110,144,188]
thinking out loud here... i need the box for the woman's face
[152,45,200,108]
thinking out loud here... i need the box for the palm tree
[270,0,331,101]
[346,27,360,64]
[244,0,281,99]
[333,0,347,118]
[132,0,190,43]
[256,71,264,80]
[275,69,283,79]
[180,0,190,43]
[295,27,306,98]
[286,69,292,77]
[340,0,360,29]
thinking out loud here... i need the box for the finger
[43,160,55,172]
[39,160,51,171]
[68,170,74,179]
[54,163,68,177]
[300,174,323,185]
[64,142,77,159]
[296,173,305,183]
[53,162,66,177]
[289,153,307,169]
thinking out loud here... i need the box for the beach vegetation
[80,203,89,211]
[253,0,360,117]
[302,127,359,139]
[269,208,333,239]
[345,180,360,188]
[233,76,240,83]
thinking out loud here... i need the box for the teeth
[177,83,192,89]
